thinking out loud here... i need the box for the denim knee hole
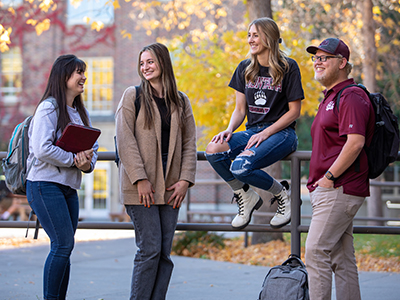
[230,155,253,176]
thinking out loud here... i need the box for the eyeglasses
[311,55,341,62]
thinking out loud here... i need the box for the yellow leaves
[356,19,363,29]
[113,0,121,9]
[281,28,322,116]
[27,18,52,36]
[204,21,217,35]
[8,7,15,15]
[70,0,82,8]
[373,6,381,15]
[130,0,230,39]
[120,30,132,39]
[385,17,396,28]
[0,25,12,52]
[216,7,227,18]
[323,4,331,12]
[38,0,54,13]
[35,19,51,35]
[91,21,104,32]
[26,19,38,26]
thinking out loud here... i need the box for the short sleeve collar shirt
[307,79,375,197]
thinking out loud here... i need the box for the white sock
[1,211,10,219]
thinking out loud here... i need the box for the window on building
[0,47,22,104]
[82,57,114,115]
[78,160,111,220]
[67,0,114,26]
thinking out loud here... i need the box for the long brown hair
[137,43,185,129]
[37,54,89,131]
[244,18,289,87]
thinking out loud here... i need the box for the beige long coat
[115,86,197,205]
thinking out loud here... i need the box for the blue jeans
[126,204,180,300]
[26,180,79,300]
[206,123,297,190]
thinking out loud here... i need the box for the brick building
[0,0,245,221]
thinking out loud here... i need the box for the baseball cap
[306,38,350,61]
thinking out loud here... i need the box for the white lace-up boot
[270,180,291,228]
[231,184,263,230]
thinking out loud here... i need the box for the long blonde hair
[137,43,185,129]
[244,18,289,87]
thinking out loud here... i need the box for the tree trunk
[361,0,377,93]
[368,178,384,226]
[247,0,273,20]
[361,0,383,224]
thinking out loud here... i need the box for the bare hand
[83,149,94,161]
[245,131,269,149]
[166,180,190,209]
[312,176,334,188]
[137,179,155,207]
[211,130,233,144]
[74,149,93,171]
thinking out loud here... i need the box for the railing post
[290,154,301,256]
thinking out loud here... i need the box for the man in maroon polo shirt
[305,38,375,300]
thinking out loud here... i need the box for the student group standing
[21,19,373,300]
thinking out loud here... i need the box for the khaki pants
[305,186,364,300]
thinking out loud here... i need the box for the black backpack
[258,254,309,300]
[336,84,400,179]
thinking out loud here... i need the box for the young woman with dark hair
[26,54,98,300]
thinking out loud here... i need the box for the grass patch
[284,233,400,258]
[172,231,225,257]
[353,234,400,257]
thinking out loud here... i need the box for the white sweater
[26,98,98,190]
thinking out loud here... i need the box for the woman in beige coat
[115,42,196,300]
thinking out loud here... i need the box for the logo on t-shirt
[248,105,270,114]
[254,90,267,105]
[246,77,282,92]
[326,101,335,111]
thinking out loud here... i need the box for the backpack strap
[134,85,141,118]
[282,254,307,268]
[25,210,40,239]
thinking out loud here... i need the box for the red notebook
[56,123,101,154]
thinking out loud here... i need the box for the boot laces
[270,193,285,215]
[232,193,245,216]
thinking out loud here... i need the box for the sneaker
[269,180,291,228]
[231,184,263,230]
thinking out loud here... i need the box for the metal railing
[1,151,400,257]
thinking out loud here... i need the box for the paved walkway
[1,235,400,300]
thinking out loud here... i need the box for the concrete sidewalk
[1,237,400,300]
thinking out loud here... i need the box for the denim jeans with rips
[205,123,298,190]
[26,180,79,300]
[126,204,179,300]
